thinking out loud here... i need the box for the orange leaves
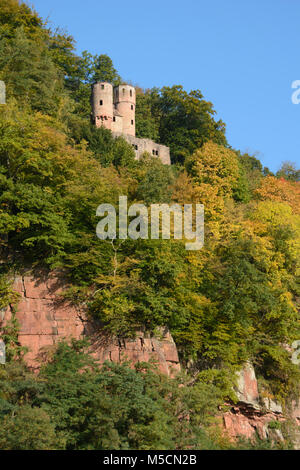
[255,176,300,215]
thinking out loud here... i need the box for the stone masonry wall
[112,132,171,164]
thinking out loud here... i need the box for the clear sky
[28,0,300,172]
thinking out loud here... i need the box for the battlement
[91,82,170,164]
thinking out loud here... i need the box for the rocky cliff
[224,362,300,446]
[1,272,300,445]
[0,273,180,376]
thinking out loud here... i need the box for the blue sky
[29,0,300,172]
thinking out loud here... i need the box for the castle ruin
[91,82,170,164]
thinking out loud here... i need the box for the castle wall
[111,114,123,133]
[112,132,171,165]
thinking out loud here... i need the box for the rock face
[223,404,285,442]
[235,362,260,409]
[1,272,300,445]
[0,273,180,376]
[223,362,300,445]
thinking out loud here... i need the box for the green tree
[137,86,227,164]
[0,28,68,115]
[91,53,121,85]
[0,406,61,450]
[137,154,175,204]
[135,89,160,141]
[0,0,44,41]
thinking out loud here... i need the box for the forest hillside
[0,0,299,450]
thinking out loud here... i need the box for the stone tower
[91,82,113,130]
[91,81,170,164]
[113,84,136,136]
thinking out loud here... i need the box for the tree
[187,142,240,197]
[276,161,300,182]
[35,340,223,450]
[137,154,175,204]
[137,86,227,164]
[254,175,300,214]
[92,54,121,85]
[0,406,61,450]
[135,89,160,141]
[0,0,44,41]
[0,28,68,115]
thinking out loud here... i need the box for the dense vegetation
[0,339,233,450]
[1,339,290,450]
[0,0,299,449]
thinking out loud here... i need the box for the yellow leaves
[93,274,127,292]
[252,200,294,225]
[190,141,240,198]
[178,142,241,234]
[196,183,225,220]
[250,201,300,272]
[211,324,232,343]
[187,248,208,270]
[171,171,201,204]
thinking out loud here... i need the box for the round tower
[91,82,113,130]
[113,85,136,136]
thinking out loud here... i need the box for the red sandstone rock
[1,273,300,445]
[235,362,260,408]
[223,407,284,442]
[223,411,256,440]
[0,274,180,376]
[225,362,291,444]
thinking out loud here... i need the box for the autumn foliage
[0,0,299,450]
